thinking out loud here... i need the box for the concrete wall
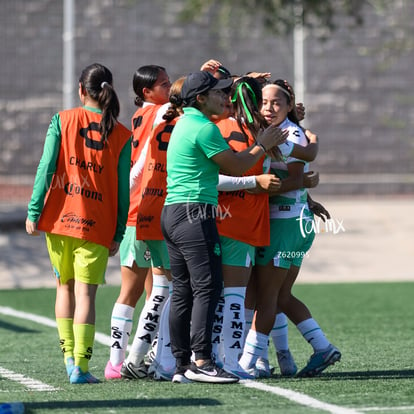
[1,0,413,195]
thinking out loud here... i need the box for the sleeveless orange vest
[136,118,177,240]
[215,118,270,247]
[37,107,131,248]
[127,104,162,226]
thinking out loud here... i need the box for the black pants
[161,203,223,368]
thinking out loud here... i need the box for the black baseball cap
[216,65,232,79]
[181,71,233,101]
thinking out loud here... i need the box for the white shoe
[172,367,192,383]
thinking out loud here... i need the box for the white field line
[359,407,414,412]
[0,306,398,414]
[243,381,362,414]
[0,306,125,349]
[0,307,60,391]
[0,306,57,328]
[0,366,59,391]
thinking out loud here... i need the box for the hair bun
[169,94,183,106]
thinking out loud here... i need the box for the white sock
[239,329,269,370]
[109,303,134,366]
[271,312,289,352]
[211,288,225,366]
[127,274,169,365]
[222,286,246,371]
[297,318,330,352]
[158,295,175,372]
[154,283,175,373]
[244,308,254,348]
[150,281,172,361]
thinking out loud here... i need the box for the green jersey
[165,107,229,205]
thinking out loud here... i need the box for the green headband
[231,82,258,124]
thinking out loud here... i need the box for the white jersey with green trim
[269,117,309,219]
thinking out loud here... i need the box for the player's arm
[217,174,257,191]
[26,114,61,235]
[218,173,281,193]
[113,138,132,247]
[289,129,319,162]
[129,137,149,191]
[267,162,304,197]
[303,171,319,189]
[212,126,288,176]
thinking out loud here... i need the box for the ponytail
[163,94,183,122]
[98,81,120,142]
[231,77,266,144]
[79,63,120,142]
[163,76,186,122]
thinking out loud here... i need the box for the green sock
[73,323,95,372]
[56,318,74,365]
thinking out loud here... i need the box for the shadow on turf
[0,319,39,333]
[23,398,220,412]
[294,370,414,380]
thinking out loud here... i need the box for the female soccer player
[105,65,172,380]
[26,63,131,383]
[161,71,288,383]
[240,80,341,378]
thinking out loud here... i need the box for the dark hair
[132,65,166,107]
[181,88,207,110]
[79,63,120,142]
[231,76,267,144]
[163,94,182,122]
[272,79,300,125]
[184,92,208,110]
[163,76,186,122]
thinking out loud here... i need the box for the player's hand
[303,128,318,144]
[109,240,120,257]
[245,71,271,84]
[25,218,40,236]
[257,125,288,151]
[308,198,331,222]
[265,146,283,161]
[200,59,222,74]
[249,174,281,193]
[303,171,319,189]
[296,102,305,121]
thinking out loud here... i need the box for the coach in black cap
[180,71,233,106]
[161,70,286,384]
